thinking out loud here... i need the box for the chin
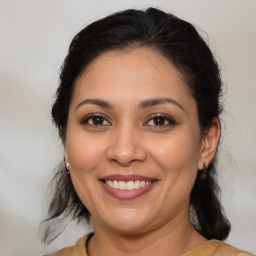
[108,221,151,235]
[98,208,155,234]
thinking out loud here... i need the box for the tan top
[45,233,254,256]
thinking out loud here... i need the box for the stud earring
[203,162,209,173]
[65,162,70,175]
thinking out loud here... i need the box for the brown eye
[91,116,104,125]
[153,116,167,126]
[82,115,111,126]
[145,114,177,127]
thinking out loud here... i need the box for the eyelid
[143,113,177,126]
[80,113,111,125]
[80,113,177,127]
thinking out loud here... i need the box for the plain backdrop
[0,0,255,255]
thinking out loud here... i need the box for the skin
[64,47,220,256]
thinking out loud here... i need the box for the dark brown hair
[42,7,230,243]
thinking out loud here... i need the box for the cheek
[66,131,105,172]
[151,133,201,171]
[148,131,201,195]
[65,132,106,212]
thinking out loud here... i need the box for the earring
[65,162,70,175]
[203,162,208,173]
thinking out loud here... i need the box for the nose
[106,125,146,166]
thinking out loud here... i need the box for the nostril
[105,133,147,165]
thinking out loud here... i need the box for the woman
[43,8,254,256]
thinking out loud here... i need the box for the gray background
[0,0,255,255]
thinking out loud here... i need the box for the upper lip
[99,174,157,182]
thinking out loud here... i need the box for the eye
[81,114,111,126]
[144,114,176,127]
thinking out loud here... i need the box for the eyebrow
[75,97,184,111]
[139,98,185,111]
[75,99,114,110]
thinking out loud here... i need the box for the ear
[59,129,68,163]
[64,150,68,162]
[198,117,221,170]
[59,129,66,145]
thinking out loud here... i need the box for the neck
[87,217,206,256]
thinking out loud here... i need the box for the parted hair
[42,7,231,243]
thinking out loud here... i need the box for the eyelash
[81,114,111,126]
[144,114,177,127]
[81,113,177,128]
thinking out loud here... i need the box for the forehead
[71,47,194,108]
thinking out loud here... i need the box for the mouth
[99,175,157,200]
[105,180,152,190]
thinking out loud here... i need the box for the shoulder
[183,240,255,256]
[44,246,73,256]
[44,233,92,256]
[212,240,255,256]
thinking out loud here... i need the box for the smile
[100,175,157,200]
[105,180,152,190]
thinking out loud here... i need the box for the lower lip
[101,181,155,200]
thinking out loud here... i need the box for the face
[65,47,208,234]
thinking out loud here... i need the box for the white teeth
[105,180,152,190]
[113,180,119,189]
[126,181,134,190]
[106,180,112,187]
[134,180,140,189]
[119,181,126,189]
